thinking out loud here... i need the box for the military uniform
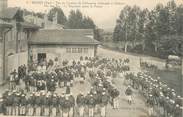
[87,94,95,117]
[147,95,154,116]
[62,96,71,117]
[5,93,13,115]
[50,94,58,117]
[100,92,109,117]
[76,93,85,117]
[125,86,133,104]
[111,88,120,109]
[59,94,65,116]
[19,94,27,116]
[9,72,16,91]
[69,94,75,117]
[27,94,34,116]
[35,93,41,116]
[12,93,20,115]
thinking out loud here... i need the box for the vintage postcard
[0,0,182,117]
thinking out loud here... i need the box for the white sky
[8,0,183,30]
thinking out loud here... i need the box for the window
[84,48,88,53]
[66,48,71,53]
[72,48,77,53]
[78,48,82,53]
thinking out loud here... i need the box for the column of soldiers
[4,56,132,117]
[9,65,27,91]
[125,72,183,117]
[2,90,76,116]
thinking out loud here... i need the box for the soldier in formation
[125,71,183,117]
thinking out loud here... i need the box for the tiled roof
[29,29,99,45]
[0,7,19,19]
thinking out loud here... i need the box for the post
[181,55,183,117]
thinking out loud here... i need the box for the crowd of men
[2,56,130,117]
[3,56,182,117]
[125,71,183,117]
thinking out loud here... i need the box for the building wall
[7,52,28,75]
[0,33,3,83]
[182,58,183,96]
[30,45,95,63]
[2,19,30,79]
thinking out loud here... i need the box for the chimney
[0,0,8,12]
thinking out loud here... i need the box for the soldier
[59,93,65,116]
[66,85,71,94]
[51,93,58,117]
[35,92,41,116]
[93,91,99,113]
[36,80,42,92]
[164,97,170,117]
[27,93,34,116]
[12,92,20,116]
[76,92,85,117]
[62,95,71,117]
[100,92,109,117]
[125,86,133,104]
[43,93,50,116]
[29,75,35,92]
[175,96,182,107]
[58,70,64,88]
[68,93,75,117]
[169,100,175,117]
[19,94,27,116]
[39,91,45,116]
[158,93,165,115]
[174,105,182,117]
[146,95,154,117]
[24,74,31,92]
[48,79,56,94]
[9,70,17,91]
[87,94,95,117]
[111,88,120,109]
[5,92,12,115]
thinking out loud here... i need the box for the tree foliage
[47,7,67,25]
[66,10,95,29]
[113,1,183,57]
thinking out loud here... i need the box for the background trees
[66,10,95,29]
[47,7,67,25]
[113,0,183,58]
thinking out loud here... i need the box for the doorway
[37,53,46,64]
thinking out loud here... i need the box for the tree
[36,12,44,19]
[82,16,96,29]
[48,7,67,25]
[66,10,96,29]
[138,9,149,51]
[113,2,183,57]
[94,28,103,41]
[113,19,122,42]
[66,10,83,29]
[175,4,183,35]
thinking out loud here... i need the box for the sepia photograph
[0,0,183,117]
